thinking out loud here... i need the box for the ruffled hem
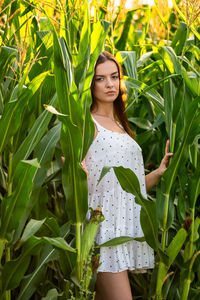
[97,240,154,273]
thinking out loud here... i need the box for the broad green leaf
[19,218,46,246]
[2,236,42,291]
[42,237,76,252]
[161,98,200,232]
[193,217,200,242]
[159,46,181,74]
[119,51,137,79]
[182,69,199,97]
[137,51,154,68]
[166,228,187,267]
[33,123,61,188]
[74,0,91,87]
[188,169,200,209]
[115,10,134,50]
[41,289,63,299]
[0,71,49,153]
[98,166,159,250]
[171,22,187,55]
[0,159,39,239]
[172,79,185,124]
[163,76,175,138]
[180,56,200,78]
[60,124,88,222]
[162,97,200,195]
[53,31,72,116]
[53,27,88,222]
[38,217,61,237]
[60,37,72,91]
[17,222,71,300]
[80,91,95,161]
[0,46,18,83]
[98,236,139,247]
[128,117,152,130]
[125,76,164,113]
[0,86,4,114]
[12,94,57,170]
[37,31,53,50]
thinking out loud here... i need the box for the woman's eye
[96,77,104,81]
[112,75,119,79]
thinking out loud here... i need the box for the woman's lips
[106,91,115,95]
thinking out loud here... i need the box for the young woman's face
[92,60,120,105]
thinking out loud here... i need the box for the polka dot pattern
[85,117,154,273]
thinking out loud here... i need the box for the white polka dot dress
[85,117,154,273]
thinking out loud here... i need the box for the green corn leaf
[98,236,142,248]
[115,10,134,50]
[166,228,187,267]
[0,71,49,153]
[188,169,200,209]
[162,97,200,195]
[172,79,185,124]
[98,166,159,250]
[53,27,88,222]
[42,237,76,252]
[2,236,43,291]
[0,46,18,84]
[0,88,3,114]
[171,22,187,55]
[41,289,63,299]
[33,123,61,188]
[119,51,137,79]
[137,51,154,68]
[193,217,200,242]
[128,117,152,130]
[163,76,175,138]
[159,46,181,74]
[125,76,164,113]
[182,69,199,97]
[17,222,71,300]
[60,121,88,222]
[180,56,200,78]
[18,218,46,246]
[0,159,39,239]
[53,32,72,116]
[12,94,57,170]
[74,0,91,87]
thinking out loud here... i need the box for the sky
[124,0,173,9]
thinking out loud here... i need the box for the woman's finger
[165,139,170,154]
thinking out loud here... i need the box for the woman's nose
[106,77,113,87]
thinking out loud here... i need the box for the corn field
[0,0,200,299]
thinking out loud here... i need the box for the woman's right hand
[61,156,88,176]
[80,158,88,176]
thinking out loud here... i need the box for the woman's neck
[91,103,115,120]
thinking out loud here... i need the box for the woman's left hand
[145,140,173,190]
[157,140,173,177]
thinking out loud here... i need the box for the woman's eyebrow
[95,71,119,77]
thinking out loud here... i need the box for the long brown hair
[90,51,133,138]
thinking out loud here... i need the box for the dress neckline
[91,115,126,135]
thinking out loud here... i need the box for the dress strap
[91,115,102,132]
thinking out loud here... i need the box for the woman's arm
[145,140,173,191]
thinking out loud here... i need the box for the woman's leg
[95,270,132,300]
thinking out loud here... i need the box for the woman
[84,51,172,300]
